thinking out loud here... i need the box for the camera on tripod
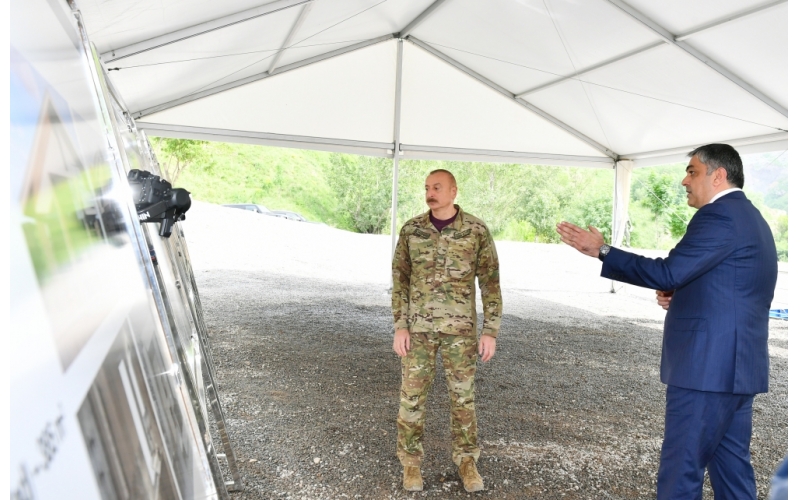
[127,169,191,237]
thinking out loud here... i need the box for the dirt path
[183,203,788,499]
[195,270,786,500]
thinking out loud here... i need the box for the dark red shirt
[430,209,458,232]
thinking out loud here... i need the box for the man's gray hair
[687,143,744,188]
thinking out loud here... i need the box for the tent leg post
[389,152,400,290]
[611,159,634,293]
[388,39,404,291]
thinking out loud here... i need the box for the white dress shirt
[709,187,743,204]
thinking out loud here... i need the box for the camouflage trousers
[397,331,479,467]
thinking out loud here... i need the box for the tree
[569,195,613,239]
[640,171,691,241]
[151,137,209,183]
[516,186,563,242]
[640,171,674,219]
[325,154,393,234]
[667,204,693,239]
[450,162,519,233]
[774,214,788,261]
[766,178,788,211]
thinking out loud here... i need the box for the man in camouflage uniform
[392,169,502,493]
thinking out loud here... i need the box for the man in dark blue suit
[556,143,778,499]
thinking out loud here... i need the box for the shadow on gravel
[198,269,787,500]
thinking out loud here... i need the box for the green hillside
[743,151,789,211]
[155,139,788,261]
[168,141,346,226]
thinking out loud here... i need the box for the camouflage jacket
[392,206,502,338]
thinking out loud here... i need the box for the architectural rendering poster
[10,0,217,498]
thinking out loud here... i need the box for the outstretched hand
[556,221,605,258]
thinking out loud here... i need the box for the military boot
[403,466,423,491]
[458,457,484,492]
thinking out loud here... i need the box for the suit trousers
[658,385,756,500]
[396,331,479,467]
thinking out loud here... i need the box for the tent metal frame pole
[516,0,786,98]
[267,2,314,74]
[400,0,451,38]
[390,39,404,283]
[675,0,786,41]
[135,126,784,169]
[133,33,396,118]
[401,144,614,167]
[621,131,789,162]
[515,42,661,98]
[609,159,633,293]
[406,36,618,160]
[604,0,787,117]
[136,122,394,150]
[101,0,313,63]
[610,160,619,293]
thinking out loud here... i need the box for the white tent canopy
[77,0,788,244]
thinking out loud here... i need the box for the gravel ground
[183,202,788,500]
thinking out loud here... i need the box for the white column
[389,39,404,285]
[610,159,633,292]
[391,154,400,248]
[612,159,633,247]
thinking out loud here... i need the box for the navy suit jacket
[601,191,777,394]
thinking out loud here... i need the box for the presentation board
[10,1,240,498]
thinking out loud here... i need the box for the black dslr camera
[127,169,191,237]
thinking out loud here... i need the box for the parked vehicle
[271,210,307,222]
[222,204,287,218]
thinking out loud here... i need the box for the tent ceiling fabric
[143,39,399,144]
[79,0,788,167]
[399,42,606,157]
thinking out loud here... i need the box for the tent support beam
[136,122,394,156]
[100,0,313,63]
[268,2,314,74]
[400,0,451,38]
[604,0,787,117]
[135,124,785,168]
[132,33,396,119]
[515,43,661,98]
[620,132,789,168]
[675,0,787,41]
[624,132,789,159]
[390,39,404,284]
[407,36,618,160]
[610,159,633,293]
[517,0,786,98]
[401,144,613,167]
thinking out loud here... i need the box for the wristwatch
[598,244,611,262]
